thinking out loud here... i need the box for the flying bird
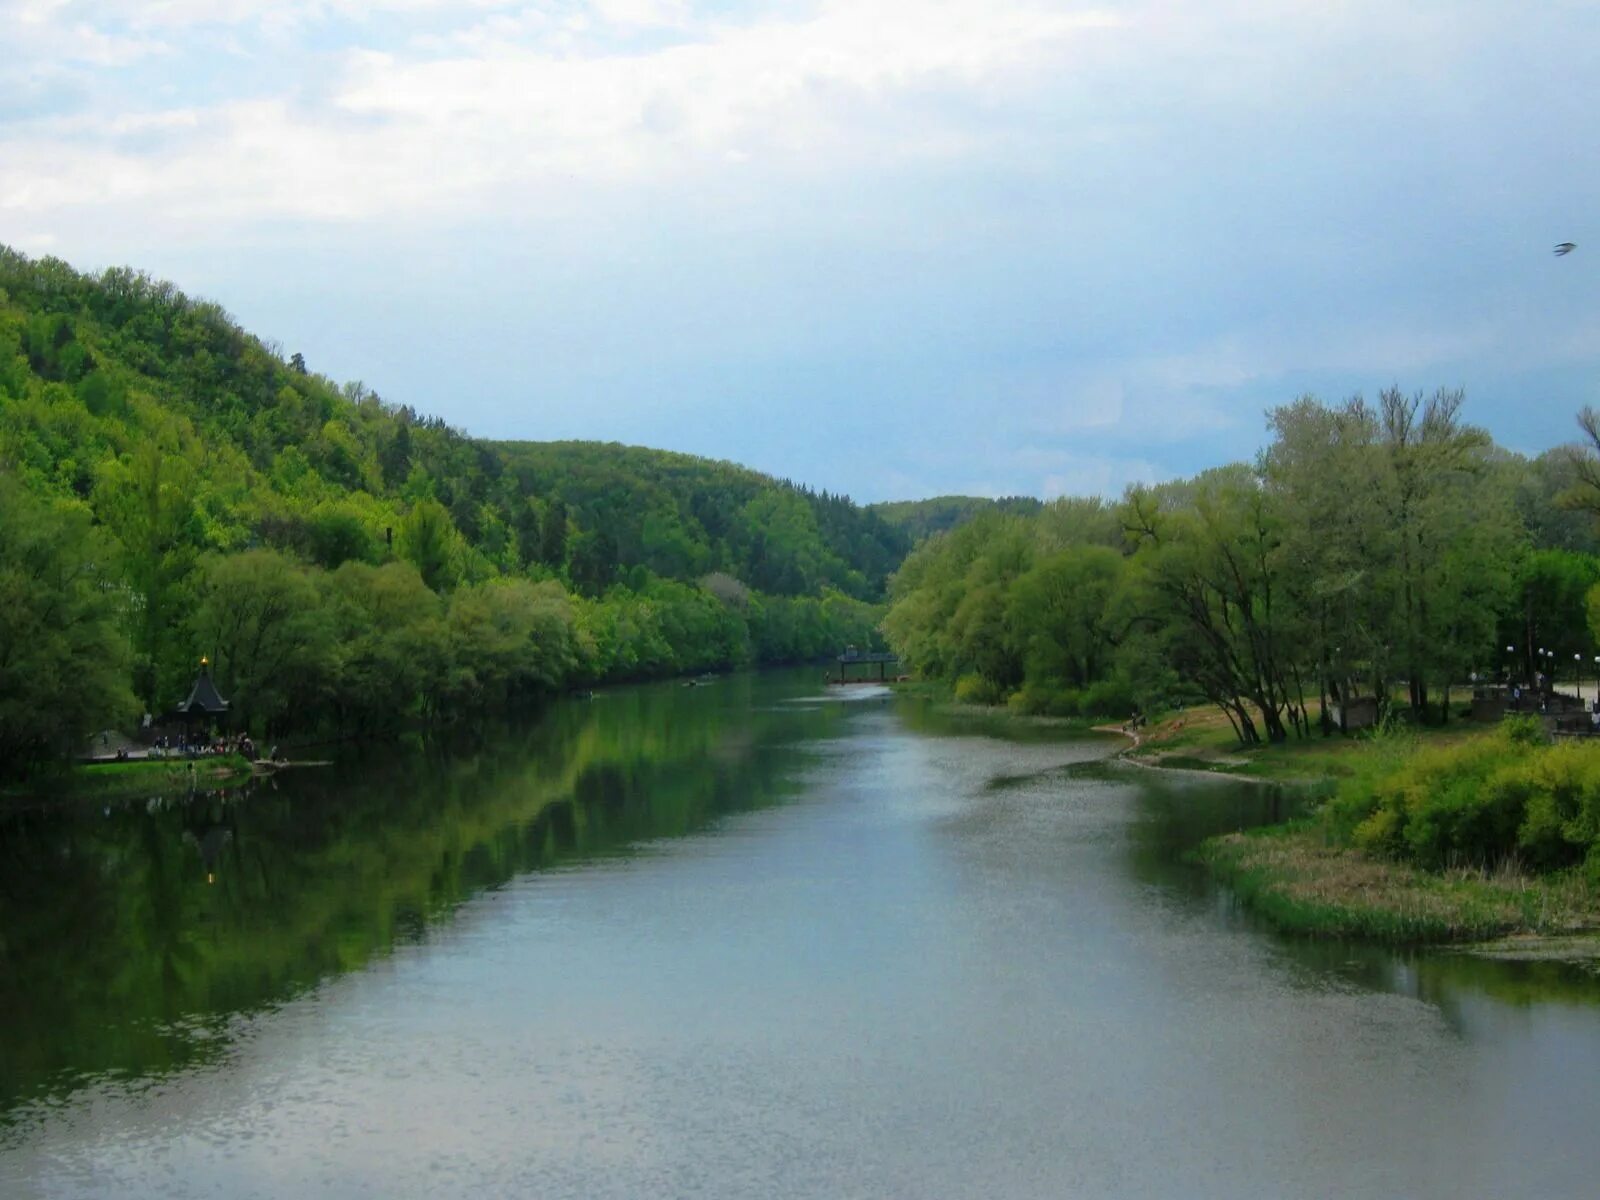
[1555,242,1577,256]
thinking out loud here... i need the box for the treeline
[885,388,1600,741]
[0,247,891,779]
[869,494,1044,544]
[1,471,881,777]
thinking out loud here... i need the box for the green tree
[1123,468,1302,743]
[379,423,412,490]
[191,549,337,733]
[397,498,463,592]
[539,497,569,569]
[303,499,380,569]
[0,477,136,778]
[327,561,446,730]
[1006,545,1124,688]
[93,440,202,709]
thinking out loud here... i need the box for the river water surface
[3,670,1600,1197]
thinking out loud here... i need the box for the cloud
[0,1,1120,227]
[4,0,1599,499]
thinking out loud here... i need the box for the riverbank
[888,680,1113,735]
[1200,823,1600,946]
[1121,704,1478,784]
[1,754,255,806]
[1103,705,1600,957]
[885,684,1600,955]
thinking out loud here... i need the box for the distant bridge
[831,650,900,684]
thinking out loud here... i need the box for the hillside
[496,440,908,599]
[0,247,906,595]
[0,247,902,776]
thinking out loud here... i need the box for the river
[3,669,1599,1198]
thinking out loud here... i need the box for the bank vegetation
[0,248,891,781]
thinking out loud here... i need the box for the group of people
[148,732,259,760]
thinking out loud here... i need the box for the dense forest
[0,247,902,778]
[883,388,1600,741]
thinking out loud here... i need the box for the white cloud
[1,1,1120,226]
[590,0,692,31]
[4,0,1599,498]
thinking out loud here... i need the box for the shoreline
[1,755,255,809]
[1198,825,1600,958]
[1080,704,1600,964]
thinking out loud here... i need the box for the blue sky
[4,0,1599,502]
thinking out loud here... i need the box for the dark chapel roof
[176,667,230,715]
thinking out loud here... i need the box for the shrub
[1328,723,1600,872]
[1503,715,1547,746]
[1007,681,1080,717]
[1079,677,1136,719]
[954,672,1006,706]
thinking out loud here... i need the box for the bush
[1006,681,1080,717]
[1503,715,1546,746]
[1080,677,1137,719]
[954,673,1007,706]
[1328,722,1600,872]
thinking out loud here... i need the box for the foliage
[1321,724,1600,875]
[0,475,137,778]
[499,440,908,600]
[869,494,1044,543]
[0,246,902,756]
[885,389,1543,740]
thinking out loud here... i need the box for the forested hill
[870,495,1044,543]
[0,246,903,776]
[0,247,907,599]
[496,440,909,598]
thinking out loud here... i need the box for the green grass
[5,755,255,802]
[1133,702,1480,785]
[1199,824,1600,944]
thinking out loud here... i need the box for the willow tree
[1262,395,1390,729]
[1122,467,1306,743]
[1261,390,1522,724]
[1374,387,1519,719]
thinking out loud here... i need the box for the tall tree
[1123,468,1302,743]
[0,476,135,777]
[539,497,568,569]
[396,498,463,593]
[93,440,201,709]
[192,549,336,733]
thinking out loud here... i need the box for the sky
[3,0,1599,503]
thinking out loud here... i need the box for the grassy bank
[1186,716,1600,951]
[3,755,254,804]
[1128,703,1477,785]
[1200,823,1600,943]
